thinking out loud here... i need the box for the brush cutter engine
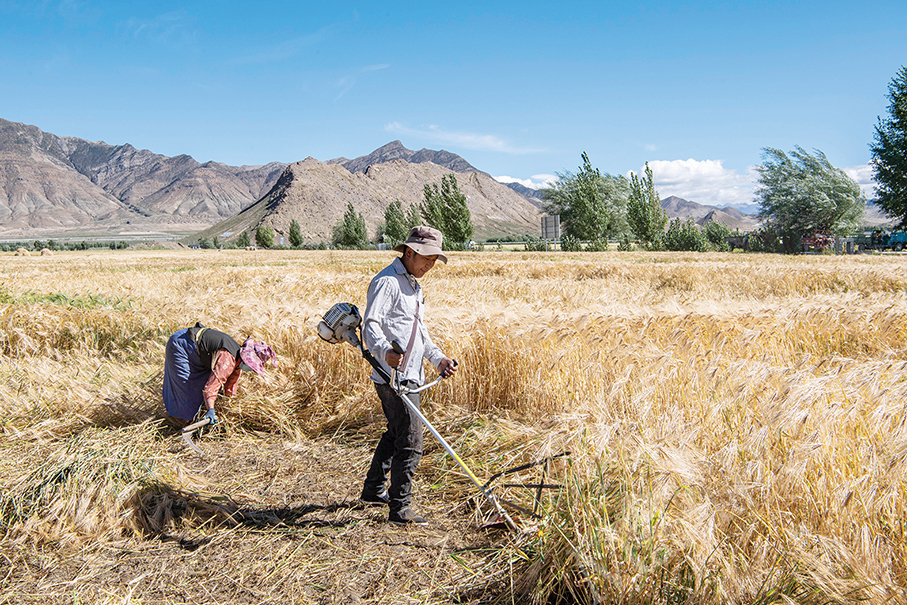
[317,302,362,347]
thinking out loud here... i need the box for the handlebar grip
[182,417,213,433]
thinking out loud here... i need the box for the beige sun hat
[393,226,448,263]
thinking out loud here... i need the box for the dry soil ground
[3,423,511,604]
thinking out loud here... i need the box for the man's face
[402,248,438,278]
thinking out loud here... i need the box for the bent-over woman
[163,322,276,427]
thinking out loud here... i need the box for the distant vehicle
[854,229,907,252]
[800,231,834,252]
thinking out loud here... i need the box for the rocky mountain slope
[328,140,481,175]
[0,120,543,241]
[661,195,760,231]
[502,182,546,210]
[196,157,543,244]
[0,118,285,236]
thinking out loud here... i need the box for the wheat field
[1,248,905,604]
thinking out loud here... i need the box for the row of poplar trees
[542,152,684,250]
[545,64,907,253]
[332,173,473,249]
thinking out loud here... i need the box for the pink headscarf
[239,338,278,375]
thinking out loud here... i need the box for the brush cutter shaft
[391,375,518,531]
[359,343,518,532]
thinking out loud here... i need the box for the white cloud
[631,159,758,209]
[844,163,877,199]
[385,122,543,154]
[494,174,557,189]
[334,75,355,101]
[498,159,880,211]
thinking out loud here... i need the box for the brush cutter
[318,302,521,532]
[180,417,213,456]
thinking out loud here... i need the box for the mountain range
[661,196,759,232]
[0,117,772,242]
[0,118,286,236]
[196,156,542,244]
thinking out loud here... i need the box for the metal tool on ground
[180,417,213,456]
[479,452,570,528]
[318,302,521,533]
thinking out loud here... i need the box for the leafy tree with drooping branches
[755,146,864,252]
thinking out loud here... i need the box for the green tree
[236,231,251,248]
[703,220,731,251]
[406,202,421,230]
[663,217,708,252]
[756,147,865,252]
[289,219,303,248]
[560,234,582,252]
[255,225,275,249]
[332,202,368,248]
[197,237,213,249]
[420,173,473,246]
[871,65,907,227]
[617,234,634,251]
[542,152,630,241]
[382,200,410,246]
[627,162,668,249]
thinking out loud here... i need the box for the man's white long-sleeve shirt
[363,257,445,385]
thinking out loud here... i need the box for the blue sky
[1,1,904,210]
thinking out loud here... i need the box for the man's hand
[385,349,403,368]
[439,357,458,378]
[204,408,218,425]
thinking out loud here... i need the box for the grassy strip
[0,284,132,310]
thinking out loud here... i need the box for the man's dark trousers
[363,381,423,513]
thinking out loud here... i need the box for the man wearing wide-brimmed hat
[359,225,458,526]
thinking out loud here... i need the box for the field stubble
[0,249,905,604]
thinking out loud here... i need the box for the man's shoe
[389,507,428,526]
[359,488,390,506]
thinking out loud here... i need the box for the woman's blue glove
[204,408,218,425]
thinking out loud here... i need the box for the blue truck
[855,229,907,252]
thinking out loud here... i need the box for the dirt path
[2,433,508,604]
